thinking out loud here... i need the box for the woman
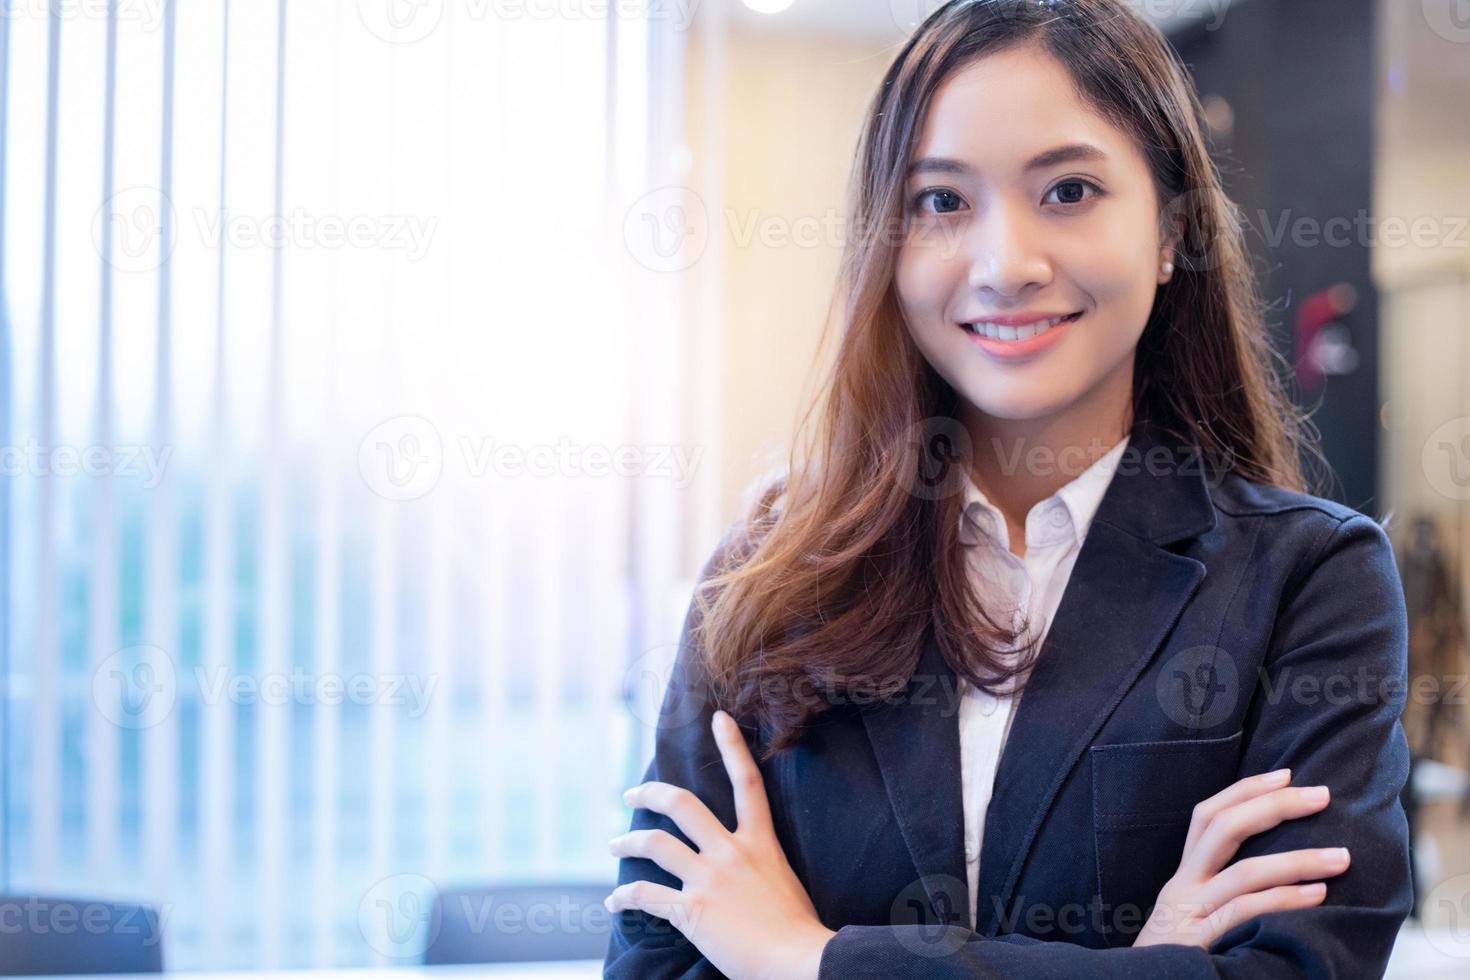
[603,1,1412,976]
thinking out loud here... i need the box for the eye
[1043,178,1103,207]
[910,188,967,215]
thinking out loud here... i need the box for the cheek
[1064,246,1157,341]
[895,242,959,326]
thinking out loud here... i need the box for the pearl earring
[1162,261,1174,275]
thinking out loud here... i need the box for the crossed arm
[603,514,1414,978]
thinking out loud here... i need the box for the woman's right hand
[1131,767,1350,949]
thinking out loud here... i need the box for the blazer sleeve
[815,512,1414,979]
[603,528,775,979]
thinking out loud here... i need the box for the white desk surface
[4,965,600,980]
[7,928,1468,978]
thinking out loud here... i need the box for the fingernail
[1325,847,1350,863]
[1305,786,1329,802]
[1299,883,1326,897]
[1264,768,1291,783]
[623,787,636,803]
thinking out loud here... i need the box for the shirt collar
[957,433,1132,552]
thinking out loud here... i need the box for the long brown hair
[697,0,1324,761]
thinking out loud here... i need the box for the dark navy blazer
[604,417,1413,978]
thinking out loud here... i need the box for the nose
[964,202,1052,300]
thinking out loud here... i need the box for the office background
[2,0,1470,971]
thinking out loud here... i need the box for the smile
[961,311,1083,340]
[959,310,1084,358]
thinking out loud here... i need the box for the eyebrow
[907,142,1110,178]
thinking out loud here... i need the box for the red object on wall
[1295,283,1358,391]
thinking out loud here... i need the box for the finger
[625,781,728,852]
[609,828,703,883]
[1198,847,1350,909]
[1179,784,1332,881]
[1197,882,1328,946]
[712,709,774,839]
[1183,768,1292,855]
[604,880,697,931]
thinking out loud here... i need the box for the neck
[959,379,1133,539]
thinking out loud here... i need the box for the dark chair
[423,881,613,963]
[0,895,163,975]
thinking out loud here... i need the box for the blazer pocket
[1089,728,1245,947]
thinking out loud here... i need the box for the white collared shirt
[957,433,1131,930]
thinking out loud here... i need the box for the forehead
[910,44,1136,176]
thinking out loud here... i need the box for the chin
[961,382,1080,424]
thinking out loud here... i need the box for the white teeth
[965,314,1073,340]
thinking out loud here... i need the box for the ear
[1158,209,1187,284]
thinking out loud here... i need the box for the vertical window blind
[0,0,700,968]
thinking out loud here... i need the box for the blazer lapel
[859,418,1219,938]
[974,418,1218,935]
[858,630,970,930]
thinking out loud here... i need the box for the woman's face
[894,43,1174,428]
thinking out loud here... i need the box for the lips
[961,311,1083,340]
[959,310,1084,358]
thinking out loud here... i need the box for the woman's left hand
[605,709,837,980]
